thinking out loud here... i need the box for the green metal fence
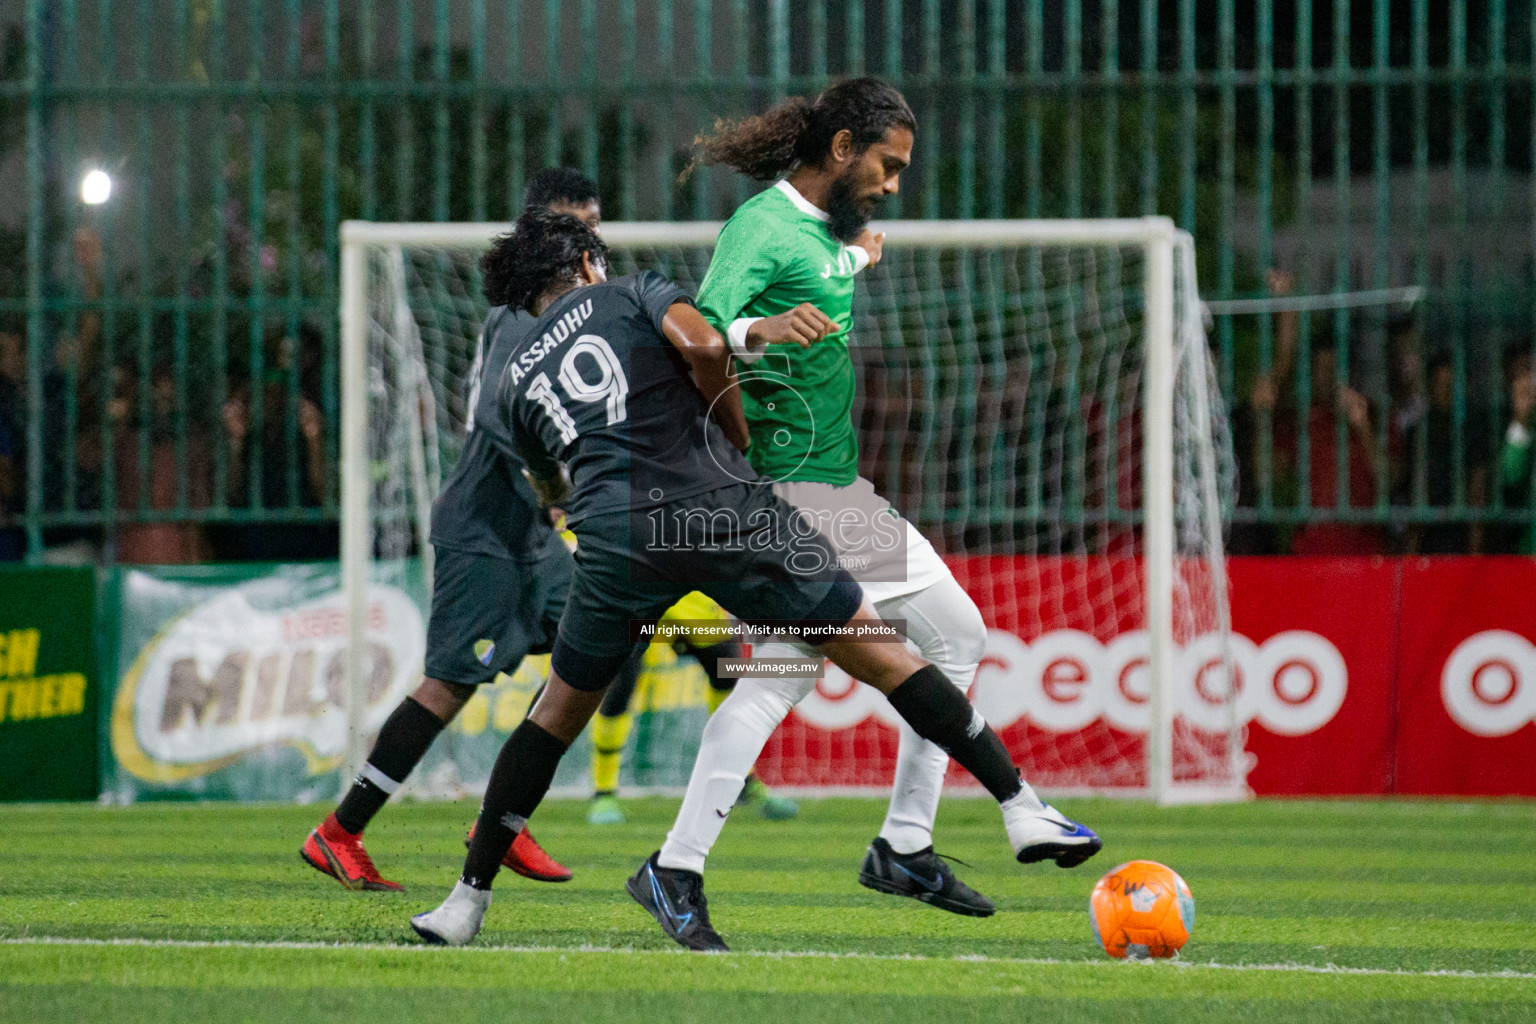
[4,0,1535,560]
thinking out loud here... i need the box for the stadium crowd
[2,245,1534,564]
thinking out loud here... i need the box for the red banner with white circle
[755,556,1536,797]
[1394,557,1536,796]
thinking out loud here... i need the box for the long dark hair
[481,168,600,307]
[491,209,609,315]
[685,77,915,182]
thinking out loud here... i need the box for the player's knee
[414,677,476,721]
[550,638,632,694]
[797,574,864,635]
[914,578,987,673]
[946,592,988,669]
[875,645,931,691]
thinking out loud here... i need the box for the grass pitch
[1,797,1532,1023]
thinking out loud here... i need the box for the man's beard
[826,173,878,243]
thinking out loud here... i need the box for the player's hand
[222,396,248,443]
[523,467,570,509]
[747,303,835,349]
[298,398,323,447]
[1340,387,1371,433]
[1250,373,1276,413]
[852,228,885,267]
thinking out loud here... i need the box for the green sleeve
[696,213,781,334]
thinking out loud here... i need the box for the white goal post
[339,216,1245,804]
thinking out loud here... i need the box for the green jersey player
[648,79,1102,932]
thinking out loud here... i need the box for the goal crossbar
[338,216,1241,804]
[341,216,1181,250]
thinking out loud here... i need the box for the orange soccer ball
[1088,860,1194,960]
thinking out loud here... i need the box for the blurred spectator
[1389,340,1490,554]
[1266,334,1386,555]
[35,229,110,561]
[0,230,111,561]
[1495,343,1535,554]
[212,322,336,561]
[112,362,213,564]
[1233,269,1301,555]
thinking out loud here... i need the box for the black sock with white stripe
[884,664,1024,804]
[461,718,570,890]
[333,696,444,835]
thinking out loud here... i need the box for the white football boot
[1001,784,1103,868]
[410,880,491,945]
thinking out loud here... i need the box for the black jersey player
[301,169,612,891]
[408,209,1098,951]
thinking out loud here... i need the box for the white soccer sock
[657,676,801,875]
[1000,778,1047,816]
[876,577,988,855]
[880,720,953,854]
[1000,780,1052,855]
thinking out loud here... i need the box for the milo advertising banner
[0,565,100,802]
[105,563,427,803]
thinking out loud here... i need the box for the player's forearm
[696,360,750,451]
[661,303,749,449]
[677,325,749,448]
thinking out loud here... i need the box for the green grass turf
[0,797,1532,1023]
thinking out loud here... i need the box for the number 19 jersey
[495,270,757,525]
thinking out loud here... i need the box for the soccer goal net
[340,217,1244,804]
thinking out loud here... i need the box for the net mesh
[355,226,1243,798]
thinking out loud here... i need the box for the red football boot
[464,823,573,883]
[301,812,404,892]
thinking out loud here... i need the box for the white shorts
[770,476,950,606]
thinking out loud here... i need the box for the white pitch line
[2,936,1533,982]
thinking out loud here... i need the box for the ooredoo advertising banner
[1228,558,1395,796]
[757,556,1536,797]
[1394,558,1536,796]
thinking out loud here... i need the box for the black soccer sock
[885,664,1024,804]
[333,696,445,834]
[691,640,741,693]
[461,719,570,890]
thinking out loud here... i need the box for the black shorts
[552,482,863,689]
[422,543,574,686]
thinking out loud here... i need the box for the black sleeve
[510,412,561,482]
[628,270,695,339]
[497,374,561,482]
